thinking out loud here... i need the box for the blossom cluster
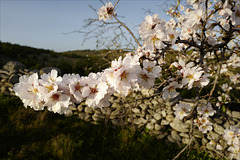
[194,102,216,133]
[13,53,161,114]
[136,0,240,59]
[173,102,215,134]
[224,126,240,160]
[162,58,210,100]
[138,14,179,55]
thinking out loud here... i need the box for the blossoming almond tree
[12,0,240,159]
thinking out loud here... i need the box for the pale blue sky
[1,0,171,52]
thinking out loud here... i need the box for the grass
[0,94,215,160]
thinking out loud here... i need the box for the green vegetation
[0,94,214,160]
[0,42,122,75]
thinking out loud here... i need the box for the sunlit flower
[69,75,89,102]
[197,102,216,117]
[194,117,213,133]
[13,73,44,110]
[173,103,192,120]
[44,91,71,114]
[98,2,116,21]
[84,72,109,107]
[163,81,182,100]
[139,14,161,39]
[142,59,161,78]
[182,66,204,89]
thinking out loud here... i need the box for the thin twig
[113,15,141,47]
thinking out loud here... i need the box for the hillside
[0,42,122,75]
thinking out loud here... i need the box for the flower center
[46,85,54,92]
[107,7,114,15]
[141,73,149,82]
[146,66,153,73]
[120,70,128,80]
[75,82,81,91]
[52,94,60,101]
[90,87,98,94]
[151,35,159,43]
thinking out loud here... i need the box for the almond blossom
[13,73,44,110]
[162,81,182,100]
[69,75,89,102]
[182,66,205,89]
[139,14,162,39]
[84,72,109,107]
[230,73,240,84]
[142,59,161,77]
[197,102,216,117]
[194,117,213,134]
[224,126,240,160]
[44,91,71,114]
[227,53,240,68]
[97,2,115,21]
[103,53,141,96]
[173,103,192,120]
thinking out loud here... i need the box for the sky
[1,0,172,52]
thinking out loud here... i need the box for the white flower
[139,14,161,39]
[218,93,231,104]
[69,75,89,102]
[13,73,44,110]
[138,71,155,88]
[224,126,240,160]
[197,102,216,117]
[165,18,177,29]
[227,53,240,68]
[162,81,182,100]
[194,73,210,88]
[142,59,161,78]
[39,70,62,99]
[84,73,109,107]
[38,79,58,100]
[97,2,115,21]
[199,124,213,134]
[220,64,228,74]
[228,146,240,160]
[182,66,204,89]
[171,58,194,74]
[44,91,71,114]
[194,117,213,133]
[186,8,205,27]
[59,73,80,99]
[144,30,165,51]
[166,28,179,45]
[219,8,232,17]
[224,126,240,145]
[221,83,232,92]
[230,73,240,84]
[104,53,141,96]
[173,103,192,120]
[40,69,62,85]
